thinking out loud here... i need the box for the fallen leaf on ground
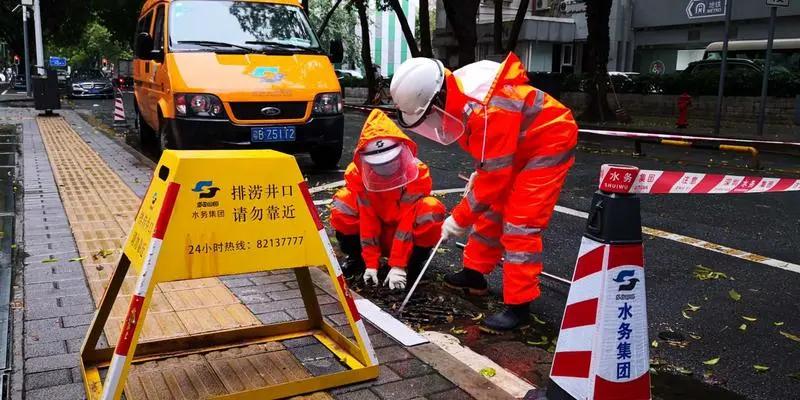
[531,314,546,325]
[754,365,770,373]
[449,327,466,335]
[682,311,693,319]
[741,316,757,322]
[68,257,85,262]
[729,289,742,301]
[686,304,701,312]
[789,372,800,381]
[526,336,548,346]
[480,367,496,378]
[739,324,747,331]
[774,322,785,326]
[703,357,720,366]
[779,331,800,344]
[651,340,658,348]
[675,366,693,375]
[693,265,729,281]
[689,334,702,340]
[471,313,484,321]
[41,258,58,264]
[10,244,16,249]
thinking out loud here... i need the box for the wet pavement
[57,94,800,400]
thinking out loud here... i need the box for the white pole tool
[398,236,444,315]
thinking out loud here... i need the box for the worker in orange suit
[330,109,446,291]
[390,54,578,332]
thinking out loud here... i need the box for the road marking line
[422,331,536,398]
[309,179,345,194]
[355,299,428,346]
[1,88,8,96]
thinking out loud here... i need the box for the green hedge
[552,71,800,98]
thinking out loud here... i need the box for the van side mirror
[329,39,344,64]
[135,32,154,60]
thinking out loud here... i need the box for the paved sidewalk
[9,108,512,400]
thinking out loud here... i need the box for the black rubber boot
[336,232,365,279]
[481,303,532,333]
[404,246,433,288]
[444,268,489,296]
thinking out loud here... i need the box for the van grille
[229,101,308,121]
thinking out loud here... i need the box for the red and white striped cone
[113,88,127,128]
[548,165,651,400]
[100,182,181,400]
[298,181,379,366]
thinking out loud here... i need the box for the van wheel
[310,143,343,169]
[158,119,178,151]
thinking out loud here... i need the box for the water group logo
[612,269,639,292]
[192,181,220,199]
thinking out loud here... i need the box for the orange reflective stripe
[503,222,542,236]
[465,191,490,214]
[489,95,524,112]
[523,149,575,170]
[470,231,501,247]
[504,250,542,265]
[333,199,358,216]
[394,230,413,242]
[520,90,545,135]
[479,154,514,172]
[361,237,379,247]
[415,212,444,225]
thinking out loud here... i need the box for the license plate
[251,126,296,143]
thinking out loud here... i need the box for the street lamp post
[22,4,32,95]
[32,0,45,76]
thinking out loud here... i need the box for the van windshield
[169,1,321,53]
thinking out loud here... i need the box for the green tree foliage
[308,0,361,69]
[49,16,132,69]
[0,0,92,59]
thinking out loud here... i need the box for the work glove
[363,268,380,286]
[384,267,407,290]
[441,216,467,241]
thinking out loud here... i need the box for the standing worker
[390,54,578,332]
[330,109,446,290]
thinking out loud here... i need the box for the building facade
[433,0,800,74]
[370,0,419,77]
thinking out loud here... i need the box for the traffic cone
[113,88,127,128]
[548,164,651,400]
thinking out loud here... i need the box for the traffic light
[13,55,20,65]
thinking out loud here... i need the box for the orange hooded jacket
[344,109,434,269]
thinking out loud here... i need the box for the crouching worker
[330,109,445,290]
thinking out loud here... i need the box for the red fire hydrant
[676,92,692,129]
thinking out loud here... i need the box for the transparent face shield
[360,143,420,192]
[398,104,465,146]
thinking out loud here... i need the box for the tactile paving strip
[35,117,327,398]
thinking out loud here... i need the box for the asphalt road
[64,94,800,400]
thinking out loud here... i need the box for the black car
[683,58,763,75]
[69,70,114,98]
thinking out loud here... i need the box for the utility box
[33,69,60,114]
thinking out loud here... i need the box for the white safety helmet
[391,58,465,145]
[359,138,419,192]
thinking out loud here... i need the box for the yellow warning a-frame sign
[79,150,379,400]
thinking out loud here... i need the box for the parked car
[56,69,69,89]
[335,68,363,79]
[115,59,134,90]
[133,0,345,168]
[682,58,763,75]
[69,69,114,98]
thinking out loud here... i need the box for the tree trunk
[581,0,614,122]
[493,0,503,54]
[418,0,433,57]
[317,0,345,37]
[302,0,309,12]
[387,0,421,57]
[442,0,480,67]
[505,0,529,53]
[354,0,377,103]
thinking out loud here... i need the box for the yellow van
[133,0,345,168]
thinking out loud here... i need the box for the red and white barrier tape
[600,164,800,195]
[298,181,379,366]
[101,182,181,400]
[581,128,800,148]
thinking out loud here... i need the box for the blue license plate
[251,126,296,143]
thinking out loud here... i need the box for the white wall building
[369,0,420,77]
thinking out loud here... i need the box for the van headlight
[312,93,343,115]
[175,94,225,118]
